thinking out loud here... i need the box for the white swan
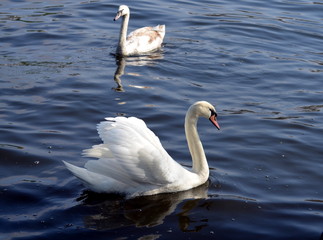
[113,5,166,56]
[63,101,220,198]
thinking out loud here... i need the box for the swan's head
[190,101,220,130]
[114,5,130,21]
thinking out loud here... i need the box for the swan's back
[126,25,166,55]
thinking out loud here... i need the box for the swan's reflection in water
[113,52,164,92]
[78,181,209,231]
[113,56,125,92]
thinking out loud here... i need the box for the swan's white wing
[126,25,165,54]
[83,117,185,187]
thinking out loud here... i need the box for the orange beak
[209,114,220,130]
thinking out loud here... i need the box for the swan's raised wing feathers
[83,117,183,186]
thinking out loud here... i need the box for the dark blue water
[1,0,322,239]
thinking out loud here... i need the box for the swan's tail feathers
[63,161,89,181]
[153,24,166,33]
[62,161,126,193]
[62,161,103,191]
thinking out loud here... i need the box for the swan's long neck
[117,13,129,55]
[185,108,209,180]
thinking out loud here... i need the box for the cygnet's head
[114,5,130,21]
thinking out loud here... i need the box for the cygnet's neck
[117,13,129,55]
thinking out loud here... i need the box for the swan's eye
[210,109,217,117]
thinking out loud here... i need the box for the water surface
[0,0,323,239]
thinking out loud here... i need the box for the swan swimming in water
[63,101,220,198]
[113,5,166,56]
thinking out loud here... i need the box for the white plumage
[113,5,166,56]
[63,101,220,198]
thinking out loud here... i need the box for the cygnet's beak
[209,114,220,130]
[114,11,122,21]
